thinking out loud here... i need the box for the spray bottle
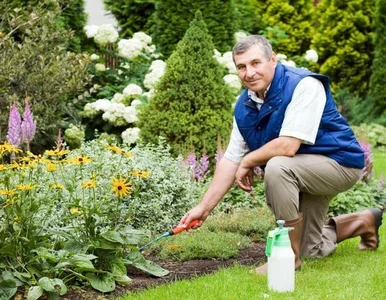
[265,220,295,292]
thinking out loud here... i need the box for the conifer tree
[261,0,314,57]
[103,0,155,37]
[139,11,234,158]
[149,0,235,57]
[365,0,386,124]
[312,0,374,97]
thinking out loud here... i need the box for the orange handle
[171,220,199,235]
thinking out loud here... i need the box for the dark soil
[61,242,266,300]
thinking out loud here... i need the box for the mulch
[60,242,266,299]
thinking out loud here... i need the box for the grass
[373,149,386,178]
[119,221,386,299]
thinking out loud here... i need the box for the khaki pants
[264,154,362,258]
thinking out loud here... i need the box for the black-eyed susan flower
[0,189,16,196]
[82,180,97,189]
[45,149,70,157]
[51,183,64,190]
[70,207,82,215]
[17,184,36,191]
[67,156,92,165]
[130,170,150,179]
[112,175,132,197]
[45,163,57,172]
[0,142,22,156]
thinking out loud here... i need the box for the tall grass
[119,222,386,299]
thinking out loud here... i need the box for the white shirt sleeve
[224,117,249,163]
[279,76,326,145]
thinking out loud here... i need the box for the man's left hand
[235,165,254,192]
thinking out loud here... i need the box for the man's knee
[264,156,292,184]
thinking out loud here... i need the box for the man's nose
[245,66,255,78]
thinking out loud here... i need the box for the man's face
[234,44,277,96]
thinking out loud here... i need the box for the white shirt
[224,76,326,163]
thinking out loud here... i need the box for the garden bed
[61,242,266,299]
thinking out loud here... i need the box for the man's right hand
[178,204,210,229]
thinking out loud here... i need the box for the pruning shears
[138,220,199,251]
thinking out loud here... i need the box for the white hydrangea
[84,25,99,38]
[123,106,138,123]
[213,49,222,59]
[133,32,152,46]
[281,60,296,67]
[131,99,142,107]
[111,93,125,103]
[118,38,143,60]
[121,127,140,145]
[304,49,318,63]
[276,53,288,62]
[234,31,248,43]
[223,74,242,91]
[95,63,106,72]
[83,99,111,118]
[90,54,100,61]
[94,24,119,46]
[144,60,166,90]
[123,83,143,96]
[102,103,128,126]
[215,51,236,74]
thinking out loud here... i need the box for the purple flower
[184,153,196,168]
[21,100,37,144]
[6,104,22,147]
[196,153,209,180]
[359,141,373,181]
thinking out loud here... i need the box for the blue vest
[234,63,364,169]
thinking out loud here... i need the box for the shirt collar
[247,84,270,103]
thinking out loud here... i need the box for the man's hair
[232,35,273,60]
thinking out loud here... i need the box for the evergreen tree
[150,0,236,57]
[312,0,374,97]
[103,0,155,37]
[261,0,314,56]
[139,11,234,158]
[365,0,386,124]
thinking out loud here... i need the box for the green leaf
[71,258,96,272]
[114,275,132,286]
[126,251,169,277]
[2,270,23,287]
[100,230,130,245]
[111,259,126,277]
[0,280,18,300]
[38,277,56,292]
[26,286,44,300]
[85,273,116,293]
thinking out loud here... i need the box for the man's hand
[178,204,210,229]
[235,165,254,192]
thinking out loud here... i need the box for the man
[179,35,383,273]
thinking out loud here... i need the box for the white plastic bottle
[266,220,295,292]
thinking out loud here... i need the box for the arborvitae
[149,0,235,57]
[103,0,155,37]
[262,0,314,57]
[312,0,374,97]
[139,11,234,159]
[233,0,264,34]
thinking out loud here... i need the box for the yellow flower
[112,175,132,197]
[45,163,57,172]
[14,216,20,224]
[82,180,97,189]
[17,184,36,191]
[130,170,150,179]
[0,189,16,196]
[67,156,92,165]
[70,207,82,215]
[45,149,70,157]
[106,145,133,157]
[51,183,64,190]
[0,142,22,156]
[0,164,7,171]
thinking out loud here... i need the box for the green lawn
[119,218,386,300]
[374,150,386,178]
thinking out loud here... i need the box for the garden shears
[139,220,199,251]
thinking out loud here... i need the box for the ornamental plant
[0,139,201,298]
[139,11,234,159]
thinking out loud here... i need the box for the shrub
[149,2,236,57]
[0,4,91,153]
[312,0,374,97]
[261,0,315,57]
[139,11,234,159]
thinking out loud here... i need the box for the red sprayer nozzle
[171,220,199,235]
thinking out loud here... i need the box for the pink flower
[6,104,22,147]
[21,100,37,144]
